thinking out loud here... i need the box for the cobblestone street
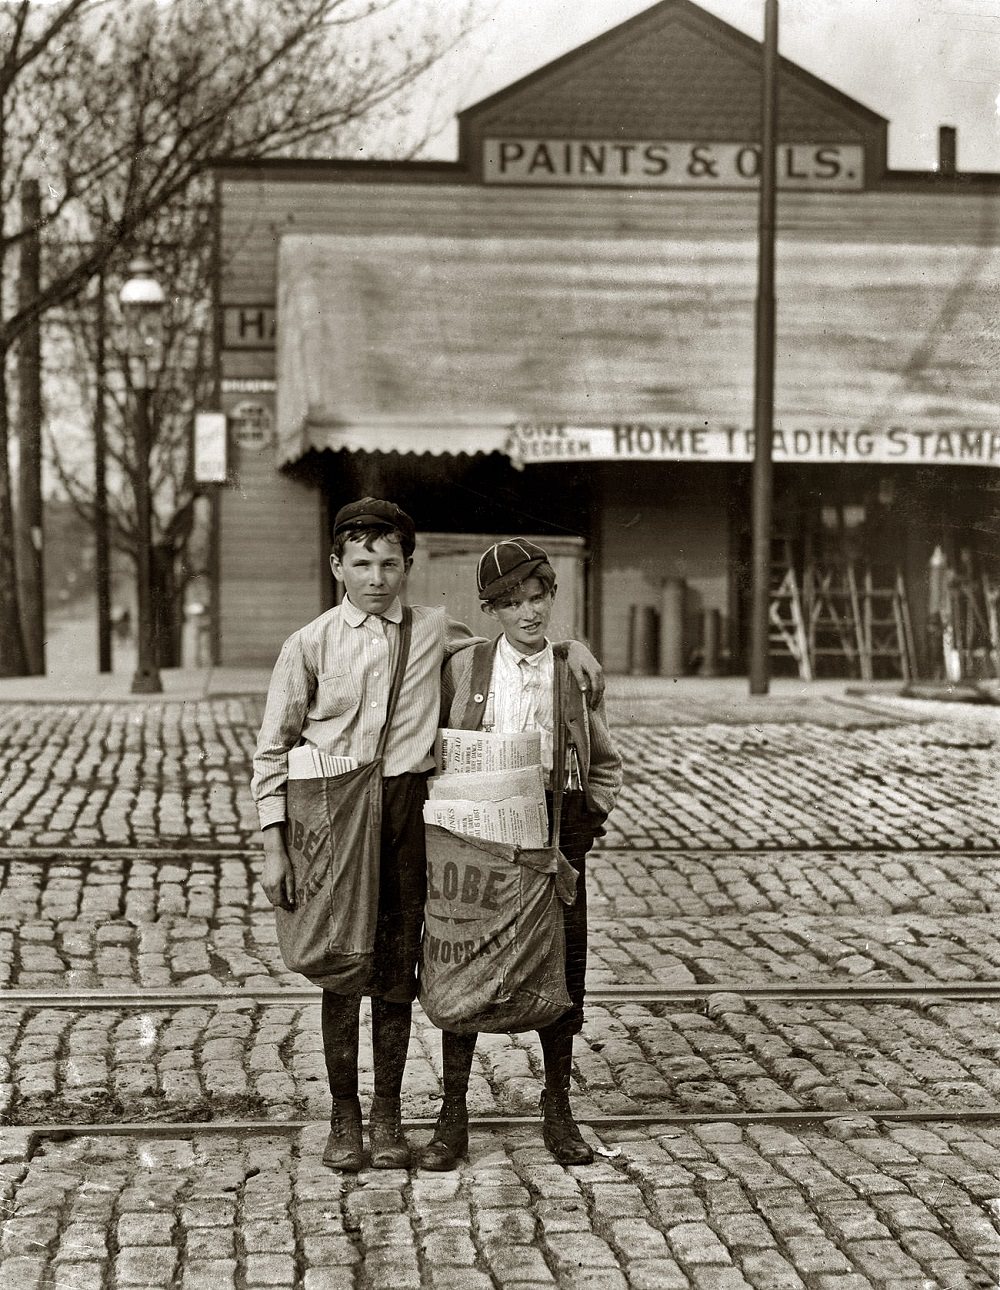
[1,682,999,1287]
[0,694,998,855]
[7,994,1000,1125]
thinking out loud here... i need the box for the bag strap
[549,653,568,847]
[375,607,412,762]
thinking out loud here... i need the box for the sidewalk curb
[846,681,1000,706]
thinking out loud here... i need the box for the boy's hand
[566,640,605,705]
[261,825,296,909]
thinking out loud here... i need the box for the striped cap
[476,538,549,602]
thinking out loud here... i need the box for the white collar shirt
[489,634,554,773]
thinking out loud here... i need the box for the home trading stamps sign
[508,423,1000,469]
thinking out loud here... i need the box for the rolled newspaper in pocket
[288,745,359,779]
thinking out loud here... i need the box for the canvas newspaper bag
[274,608,412,991]
[420,643,578,1034]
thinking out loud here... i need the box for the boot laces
[540,1087,572,1120]
[374,1098,402,1138]
[440,1095,467,1125]
[330,1098,356,1133]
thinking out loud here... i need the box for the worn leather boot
[541,1088,594,1166]
[322,1096,363,1171]
[419,1096,469,1171]
[369,1094,411,1169]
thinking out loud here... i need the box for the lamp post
[119,257,165,695]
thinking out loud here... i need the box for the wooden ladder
[768,540,812,680]
[859,564,916,680]
[805,558,863,677]
[985,574,1000,677]
[940,556,1000,679]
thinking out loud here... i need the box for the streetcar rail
[15,1107,1000,1139]
[3,982,1000,1008]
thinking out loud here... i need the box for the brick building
[211,0,1000,677]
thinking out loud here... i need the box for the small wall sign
[193,411,228,483]
[230,400,275,452]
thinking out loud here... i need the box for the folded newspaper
[422,795,548,848]
[429,764,546,803]
[288,745,358,780]
[434,728,541,775]
[426,729,548,847]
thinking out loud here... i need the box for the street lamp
[119,256,165,695]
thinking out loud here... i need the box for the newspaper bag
[420,823,577,1034]
[274,763,383,991]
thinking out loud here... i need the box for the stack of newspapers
[422,728,548,848]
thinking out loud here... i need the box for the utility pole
[94,269,112,672]
[748,0,779,695]
[16,176,44,675]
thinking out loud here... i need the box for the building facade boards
[212,0,1000,679]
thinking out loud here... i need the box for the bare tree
[45,193,216,663]
[0,0,470,672]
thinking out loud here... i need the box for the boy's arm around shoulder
[438,609,489,723]
[441,610,489,658]
[439,649,462,726]
[552,638,606,705]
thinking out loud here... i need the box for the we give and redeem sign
[483,139,864,190]
[509,423,1000,468]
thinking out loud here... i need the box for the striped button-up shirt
[251,597,481,829]
[489,635,555,773]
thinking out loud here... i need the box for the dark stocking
[441,1031,478,1099]
[321,991,361,1099]
[539,1020,574,1091]
[370,998,412,1099]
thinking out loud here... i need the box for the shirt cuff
[257,797,287,831]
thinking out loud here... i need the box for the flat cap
[333,497,415,546]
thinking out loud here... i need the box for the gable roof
[459,0,886,166]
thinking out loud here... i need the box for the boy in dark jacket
[421,538,622,1170]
